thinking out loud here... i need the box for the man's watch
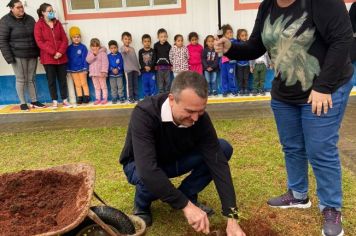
[227,207,239,219]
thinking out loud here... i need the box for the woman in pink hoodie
[86,38,109,105]
[187,32,203,75]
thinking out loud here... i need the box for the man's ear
[168,93,175,106]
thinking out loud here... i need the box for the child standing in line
[67,26,90,105]
[154,28,172,93]
[120,32,140,103]
[108,40,125,104]
[86,38,109,105]
[187,32,203,74]
[169,34,189,78]
[250,52,271,96]
[202,35,219,96]
[236,29,250,96]
[139,34,157,97]
[220,24,238,97]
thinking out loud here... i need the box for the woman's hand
[214,37,232,54]
[307,90,333,116]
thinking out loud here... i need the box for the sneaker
[252,90,258,96]
[30,101,46,108]
[94,100,101,105]
[128,99,135,104]
[260,90,266,96]
[244,89,250,96]
[101,99,108,105]
[62,99,72,108]
[51,100,58,109]
[232,93,238,97]
[112,98,118,104]
[20,104,29,111]
[120,98,126,104]
[322,208,344,236]
[267,190,311,209]
[134,206,152,227]
[222,93,228,98]
[213,91,218,96]
[195,202,215,217]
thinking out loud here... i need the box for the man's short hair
[170,71,208,102]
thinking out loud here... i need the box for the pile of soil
[0,169,88,236]
[184,216,279,236]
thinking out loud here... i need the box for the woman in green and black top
[215,1,354,236]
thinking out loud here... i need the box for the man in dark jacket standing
[120,71,246,236]
[0,0,45,110]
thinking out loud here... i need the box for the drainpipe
[218,0,221,30]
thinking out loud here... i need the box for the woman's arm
[312,0,353,94]
[217,3,267,61]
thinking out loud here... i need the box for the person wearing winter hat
[67,26,90,104]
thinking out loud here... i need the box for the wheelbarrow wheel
[64,206,136,236]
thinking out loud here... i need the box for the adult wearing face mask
[34,3,71,109]
[0,0,46,111]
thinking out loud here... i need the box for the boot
[84,96,90,104]
[77,96,83,105]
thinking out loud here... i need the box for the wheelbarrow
[2,163,146,236]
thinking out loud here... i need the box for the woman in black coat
[0,0,46,110]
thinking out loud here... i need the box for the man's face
[11,2,25,18]
[169,88,207,127]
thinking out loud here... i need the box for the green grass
[1,118,355,236]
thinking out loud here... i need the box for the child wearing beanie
[67,26,90,104]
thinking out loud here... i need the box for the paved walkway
[0,95,355,174]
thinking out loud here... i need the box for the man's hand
[226,218,246,236]
[250,66,254,73]
[307,90,333,116]
[214,37,232,54]
[183,201,210,234]
[112,68,119,75]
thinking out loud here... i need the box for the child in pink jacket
[187,32,203,75]
[86,38,109,105]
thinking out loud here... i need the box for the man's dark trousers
[123,139,233,210]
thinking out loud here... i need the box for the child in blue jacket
[67,26,89,104]
[108,40,125,103]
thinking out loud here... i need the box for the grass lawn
[1,118,355,236]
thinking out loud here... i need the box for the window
[67,0,179,11]
[64,0,185,20]
[70,0,95,10]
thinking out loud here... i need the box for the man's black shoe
[134,206,152,227]
[195,202,215,217]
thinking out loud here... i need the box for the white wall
[0,0,353,76]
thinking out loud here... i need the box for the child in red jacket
[34,3,71,108]
[187,32,203,75]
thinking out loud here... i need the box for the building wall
[0,0,354,104]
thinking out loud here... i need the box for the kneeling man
[120,71,245,236]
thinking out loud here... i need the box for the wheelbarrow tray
[34,163,96,236]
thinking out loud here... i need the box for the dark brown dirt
[184,216,279,236]
[0,170,87,236]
